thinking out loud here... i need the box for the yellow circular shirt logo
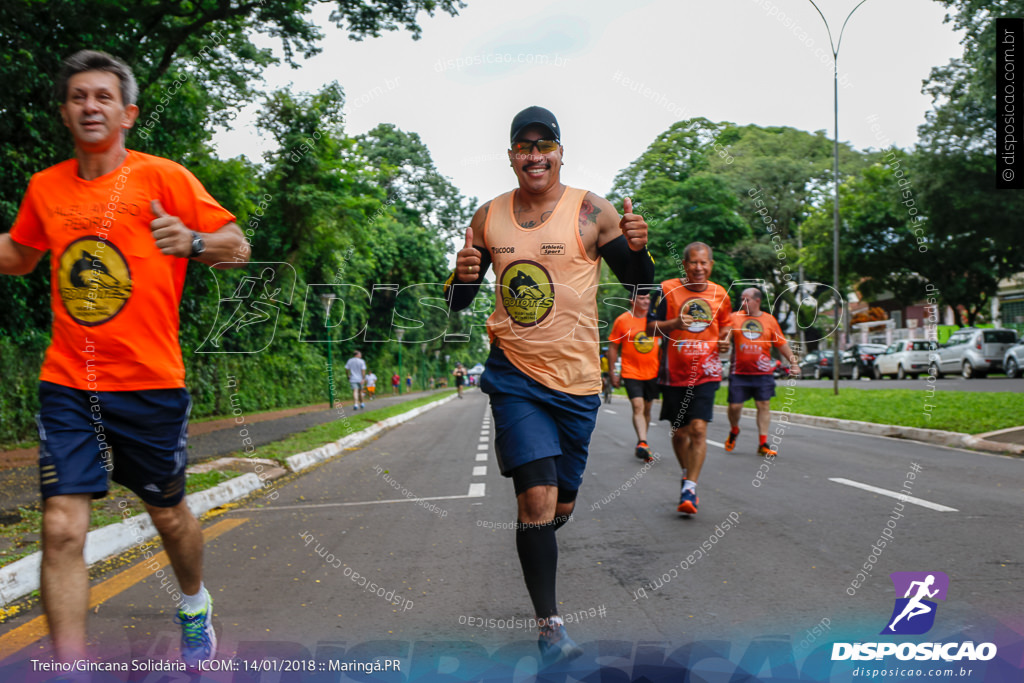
[741,318,764,340]
[681,297,713,332]
[58,237,133,326]
[500,260,555,327]
[633,331,655,354]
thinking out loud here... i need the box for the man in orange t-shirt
[648,242,732,515]
[726,287,801,456]
[608,289,660,461]
[0,50,248,668]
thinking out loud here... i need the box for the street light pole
[396,328,405,395]
[320,293,337,409]
[807,0,868,396]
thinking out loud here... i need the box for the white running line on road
[477,443,489,450]
[472,466,487,476]
[247,483,487,511]
[707,440,725,448]
[475,452,488,461]
[604,409,617,414]
[828,478,958,512]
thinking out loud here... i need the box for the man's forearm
[195,223,250,269]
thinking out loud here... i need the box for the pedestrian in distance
[392,372,400,395]
[647,242,731,515]
[444,105,653,665]
[608,289,661,462]
[365,370,377,401]
[0,50,249,668]
[725,287,801,456]
[453,361,467,399]
[345,350,367,410]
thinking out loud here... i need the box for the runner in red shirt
[726,287,800,456]
[647,242,731,515]
[608,289,660,461]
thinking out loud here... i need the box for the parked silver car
[872,339,937,379]
[1004,339,1024,379]
[930,328,1019,378]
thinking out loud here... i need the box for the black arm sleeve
[444,246,491,312]
[598,235,656,295]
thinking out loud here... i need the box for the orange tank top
[484,186,601,395]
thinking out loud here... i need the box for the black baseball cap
[510,106,560,143]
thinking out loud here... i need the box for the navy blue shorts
[37,381,192,507]
[727,374,776,404]
[658,382,719,427]
[479,346,600,494]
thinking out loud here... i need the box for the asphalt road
[1,390,1022,681]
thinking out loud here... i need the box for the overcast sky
[213,0,964,210]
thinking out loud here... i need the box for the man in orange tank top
[0,50,248,668]
[444,106,654,665]
[607,289,660,461]
[648,243,732,515]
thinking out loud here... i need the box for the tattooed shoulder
[578,196,602,230]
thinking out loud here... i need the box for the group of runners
[1,48,804,671]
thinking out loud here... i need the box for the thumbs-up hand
[618,197,648,251]
[456,226,482,282]
[149,200,191,257]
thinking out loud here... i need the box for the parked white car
[872,340,938,379]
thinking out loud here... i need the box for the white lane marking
[477,443,489,451]
[479,436,489,442]
[472,466,487,476]
[247,485,487,511]
[604,409,617,414]
[475,452,488,461]
[707,440,725,449]
[828,478,958,512]
[480,430,490,436]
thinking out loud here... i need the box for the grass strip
[714,385,1022,435]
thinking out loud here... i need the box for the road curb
[0,393,457,608]
[715,405,1024,455]
[286,394,457,472]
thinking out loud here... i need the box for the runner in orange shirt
[726,287,801,456]
[647,243,731,515]
[608,289,660,461]
[0,50,248,668]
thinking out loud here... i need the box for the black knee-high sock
[516,520,559,620]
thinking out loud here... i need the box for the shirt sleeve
[770,317,787,347]
[160,163,236,234]
[8,175,50,251]
[609,315,626,345]
[715,288,732,328]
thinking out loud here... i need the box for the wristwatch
[189,231,206,258]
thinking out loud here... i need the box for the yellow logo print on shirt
[58,237,132,326]
[633,331,655,354]
[741,318,764,340]
[499,260,555,327]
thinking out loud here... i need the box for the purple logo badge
[881,572,949,635]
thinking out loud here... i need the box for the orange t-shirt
[9,150,236,391]
[483,186,601,395]
[650,279,732,387]
[730,311,786,375]
[609,311,659,380]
